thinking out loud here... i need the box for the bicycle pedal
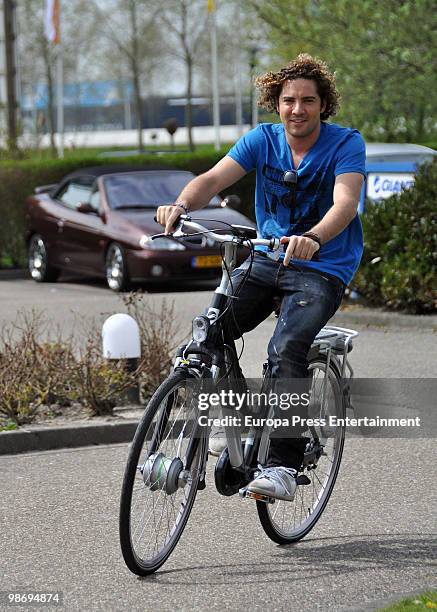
[197,478,206,490]
[297,474,311,485]
[239,487,275,504]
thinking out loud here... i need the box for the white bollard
[102,314,141,359]
[102,314,141,403]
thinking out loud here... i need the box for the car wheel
[105,243,130,292]
[28,234,60,282]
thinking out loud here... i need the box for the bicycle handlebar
[152,214,281,249]
[152,215,319,261]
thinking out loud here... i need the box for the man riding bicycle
[157,53,366,502]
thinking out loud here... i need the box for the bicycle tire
[256,354,345,544]
[119,369,206,575]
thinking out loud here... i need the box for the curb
[0,268,27,280]
[331,307,437,330]
[0,419,140,455]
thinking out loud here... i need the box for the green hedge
[354,159,437,314]
[417,141,437,151]
[0,152,256,267]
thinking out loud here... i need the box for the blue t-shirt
[227,122,366,285]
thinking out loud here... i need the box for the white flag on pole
[44,0,60,44]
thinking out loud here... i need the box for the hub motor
[142,452,187,494]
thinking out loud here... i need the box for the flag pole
[56,43,64,158]
[208,0,220,151]
[234,4,243,137]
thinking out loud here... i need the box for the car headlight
[139,235,185,251]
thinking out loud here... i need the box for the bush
[0,152,256,267]
[0,311,76,424]
[354,159,437,313]
[0,295,181,425]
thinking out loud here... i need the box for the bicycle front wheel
[119,370,206,575]
[257,355,345,544]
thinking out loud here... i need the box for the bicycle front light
[192,315,210,343]
[139,235,185,251]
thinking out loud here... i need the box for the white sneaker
[247,466,297,501]
[209,427,226,456]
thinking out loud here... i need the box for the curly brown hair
[255,54,340,121]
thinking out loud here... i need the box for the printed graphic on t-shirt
[261,163,323,234]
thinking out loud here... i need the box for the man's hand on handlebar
[156,204,186,235]
[281,235,320,266]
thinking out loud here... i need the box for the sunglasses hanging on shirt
[282,170,298,228]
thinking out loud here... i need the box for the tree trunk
[42,39,57,157]
[416,103,425,142]
[129,0,143,151]
[4,0,18,155]
[186,55,194,151]
[132,66,143,151]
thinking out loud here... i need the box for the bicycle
[119,214,359,576]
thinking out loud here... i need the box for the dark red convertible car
[25,166,254,291]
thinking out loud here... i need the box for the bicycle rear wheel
[119,370,206,575]
[257,354,345,544]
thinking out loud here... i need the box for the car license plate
[191,255,222,268]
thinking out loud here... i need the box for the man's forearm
[176,174,220,212]
[175,157,247,212]
[309,172,364,244]
[309,199,358,244]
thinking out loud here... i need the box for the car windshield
[104,171,221,209]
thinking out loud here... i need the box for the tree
[90,0,164,151]
[17,0,94,156]
[158,0,211,151]
[17,0,56,154]
[246,0,437,142]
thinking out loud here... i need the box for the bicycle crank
[141,452,190,494]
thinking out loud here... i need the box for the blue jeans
[229,253,345,469]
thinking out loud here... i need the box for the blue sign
[21,79,134,110]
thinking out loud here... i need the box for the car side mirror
[77,202,98,214]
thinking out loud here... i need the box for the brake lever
[152,214,187,239]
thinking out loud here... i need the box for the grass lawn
[379,591,437,611]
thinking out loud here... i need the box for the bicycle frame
[172,236,252,471]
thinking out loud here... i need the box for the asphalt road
[0,440,435,612]
[1,278,436,611]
